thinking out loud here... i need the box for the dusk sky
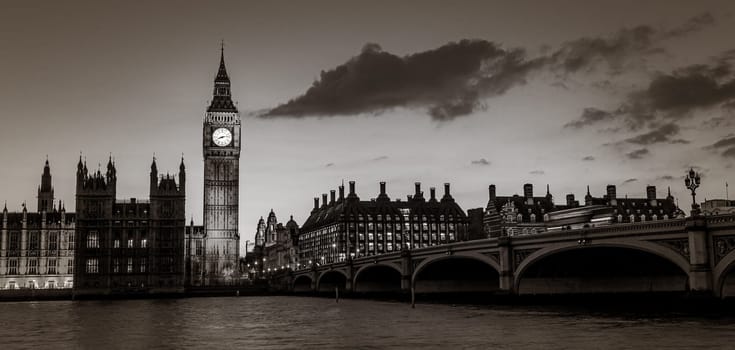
[2,0,735,252]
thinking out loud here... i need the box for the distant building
[701,199,735,216]
[298,181,468,266]
[584,185,682,223]
[484,184,575,237]
[73,156,186,296]
[253,210,299,274]
[470,183,683,238]
[0,160,74,289]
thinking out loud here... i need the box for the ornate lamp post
[684,168,702,216]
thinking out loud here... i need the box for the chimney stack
[443,183,451,198]
[313,197,319,210]
[523,183,533,198]
[606,185,617,199]
[380,181,386,195]
[349,181,355,195]
[566,194,575,207]
[430,187,436,201]
[322,193,328,207]
[415,182,421,196]
[330,190,336,204]
[488,184,496,202]
[646,185,656,200]
[339,185,344,200]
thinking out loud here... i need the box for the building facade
[73,156,186,296]
[472,183,683,238]
[298,181,468,267]
[185,221,205,286]
[202,47,241,285]
[0,160,74,289]
[253,210,299,274]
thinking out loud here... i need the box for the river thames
[0,296,733,349]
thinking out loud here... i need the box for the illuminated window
[113,259,120,273]
[141,239,148,248]
[127,258,134,273]
[48,258,57,274]
[8,259,18,274]
[28,259,38,274]
[140,258,147,273]
[127,238,134,248]
[87,231,99,248]
[67,260,74,274]
[114,239,121,248]
[86,258,99,274]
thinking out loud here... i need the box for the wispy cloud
[470,158,491,166]
[626,148,650,159]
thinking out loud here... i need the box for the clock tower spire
[202,42,242,285]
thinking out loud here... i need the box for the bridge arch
[713,250,735,298]
[353,263,403,293]
[513,241,690,294]
[412,252,501,294]
[316,269,348,293]
[292,274,313,292]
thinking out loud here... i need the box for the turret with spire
[179,155,186,193]
[37,157,54,212]
[150,156,158,194]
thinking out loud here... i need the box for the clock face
[212,128,232,147]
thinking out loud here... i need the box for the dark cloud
[663,13,715,38]
[656,175,679,181]
[624,123,680,145]
[622,178,638,184]
[325,163,335,168]
[371,156,389,161]
[551,13,714,75]
[582,156,595,161]
[565,108,617,129]
[709,135,735,149]
[264,14,715,120]
[565,33,733,138]
[529,170,545,175]
[471,158,490,166]
[552,25,658,75]
[264,40,544,120]
[626,148,650,159]
[708,136,735,158]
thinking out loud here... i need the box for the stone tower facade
[202,46,241,285]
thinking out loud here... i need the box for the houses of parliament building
[0,47,243,293]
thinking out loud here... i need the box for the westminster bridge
[289,214,735,298]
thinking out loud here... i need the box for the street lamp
[685,168,702,216]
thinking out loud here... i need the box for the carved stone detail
[655,239,690,260]
[714,236,735,264]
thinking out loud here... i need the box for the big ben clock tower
[202,45,241,285]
